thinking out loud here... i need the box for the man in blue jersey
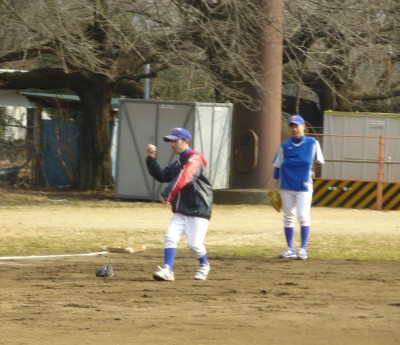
[272,115,325,260]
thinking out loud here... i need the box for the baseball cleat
[194,263,210,280]
[297,248,308,260]
[279,247,297,259]
[153,264,175,281]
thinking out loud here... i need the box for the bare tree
[283,0,400,113]
[0,0,162,190]
[0,0,280,190]
[0,0,399,190]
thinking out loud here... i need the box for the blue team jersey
[273,136,324,192]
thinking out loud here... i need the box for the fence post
[32,102,42,186]
[377,136,384,210]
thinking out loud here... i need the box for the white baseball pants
[164,213,209,259]
[280,189,313,227]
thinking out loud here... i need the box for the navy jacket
[146,149,213,219]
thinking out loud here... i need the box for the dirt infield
[1,188,399,345]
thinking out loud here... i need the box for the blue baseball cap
[288,115,305,125]
[163,128,192,142]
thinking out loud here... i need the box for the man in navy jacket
[146,128,213,281]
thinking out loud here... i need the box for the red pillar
[230,0,283,189]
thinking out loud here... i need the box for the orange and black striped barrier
[312,179,400,211]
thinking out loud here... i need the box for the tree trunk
[75,74,114,191]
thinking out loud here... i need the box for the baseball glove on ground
[96,263,114,278]
[268,190,281,212]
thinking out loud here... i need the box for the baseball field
[1,188,399,345]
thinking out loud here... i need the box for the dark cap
[288,115,305,125]
[163,128,192,142]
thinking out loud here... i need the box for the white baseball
[125,247,134,253]
[148,144,156,152]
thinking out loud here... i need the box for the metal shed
[114,99,233,200]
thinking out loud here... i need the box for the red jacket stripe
[168,153,202,201]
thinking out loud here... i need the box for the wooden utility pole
[230,0,284,189]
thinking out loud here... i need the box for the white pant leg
[184,216,209,259]
[164,213,186,248]
[281,189,297,228]
[296,188,313,226]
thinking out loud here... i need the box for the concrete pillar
[230,0,283,189]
